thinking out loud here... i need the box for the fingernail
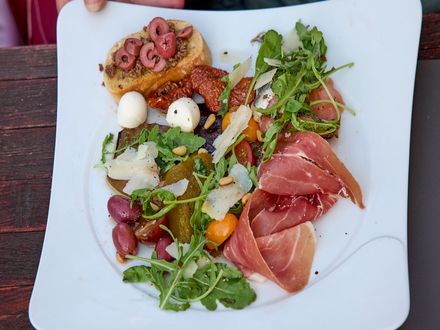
[85,0,106,12]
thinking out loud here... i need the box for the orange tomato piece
[221,110,258,142]
[205,213,238,250]
[221,112,232,132]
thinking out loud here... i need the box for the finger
[124,0,185,9]
[84,0,107,12]
[56,0,71,12]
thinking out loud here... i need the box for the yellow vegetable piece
[222,109,258,142]
[205,213,238,250]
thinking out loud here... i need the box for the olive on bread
[103,17,212,102]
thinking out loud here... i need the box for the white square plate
[29,0,421,329]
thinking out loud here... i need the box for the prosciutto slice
[224,195,317,293]
[308,78,344,121]
[259,131,364,208]
[250,189,338,238]
[224,131,364,293]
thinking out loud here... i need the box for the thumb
[84,0,107,12]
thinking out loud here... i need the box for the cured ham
[223,195,317,293]
[224,131,364,293]
[249,189,338,238]
[308,78,344,122]
[259,131,364,208]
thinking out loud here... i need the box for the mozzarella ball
[117,91,147,128]
[166,97,200,132]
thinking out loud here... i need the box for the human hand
[56,0,185,13]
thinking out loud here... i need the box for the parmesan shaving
[202,164,252,220]
[263,58,282,67]
[229,57,252,88]
[212,105,252,163]
[106,142,160,195]
[160,179,189,197]
[254,68,277,90]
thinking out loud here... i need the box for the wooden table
[0,13,439,330]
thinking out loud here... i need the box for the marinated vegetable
[163,153,214,242]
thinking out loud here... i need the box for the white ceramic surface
[29,0,421,329]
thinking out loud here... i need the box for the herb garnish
[100,133,114,164]
[218,75,232,117]
[250,21,354,161]
[107,125,205,173]
[124,152,258,311]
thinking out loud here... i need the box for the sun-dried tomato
[230,77,255,107]
[147,76,193,112]
[190,66,227,113]
[190,65,256,113]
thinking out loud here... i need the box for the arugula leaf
[229,201,243,215]
[255,30,283,77]
[161,127,205,155]
[246,30,283,104]
[246,163,258,188]
[100,133,114,164]
[218,75,232,117]
[213,157,227,184]
[295,21,327,62]
[123,265,153,282]
[261,118,285,161]
[196,263,256,310]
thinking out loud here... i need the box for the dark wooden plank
[0,178,50,233]
[0,285,33,316]
[0,231,44,287]
[0,78,57,130]
[0,126,55,181]
[0,44,56,81]
[0,313,33,330]
[420,13,440,60]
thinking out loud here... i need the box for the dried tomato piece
[148,77,193,112]
[196,78,226,113]
[230,77,255,107]
[190,66,228,113]
[190,66,256,113]
[190,65,227,90]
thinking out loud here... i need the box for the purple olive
[155,235,174,261]
[107,195,141,224]
[112,223,138,257]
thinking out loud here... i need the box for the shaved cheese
[263,58,282,67]
[106,142,159,195]
[165,242,190,259]
[229,163,253,192]
[229,57,252,88]
[254,68,277,90]
[202,164,252,220]
[160,179,189,197]
[212,105,252,163]
[137,142,159,160]
[282,28,303,54]
[123,173,158,195]
[183,260,198,279]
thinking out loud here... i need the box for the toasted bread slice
[103,20,212,102]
